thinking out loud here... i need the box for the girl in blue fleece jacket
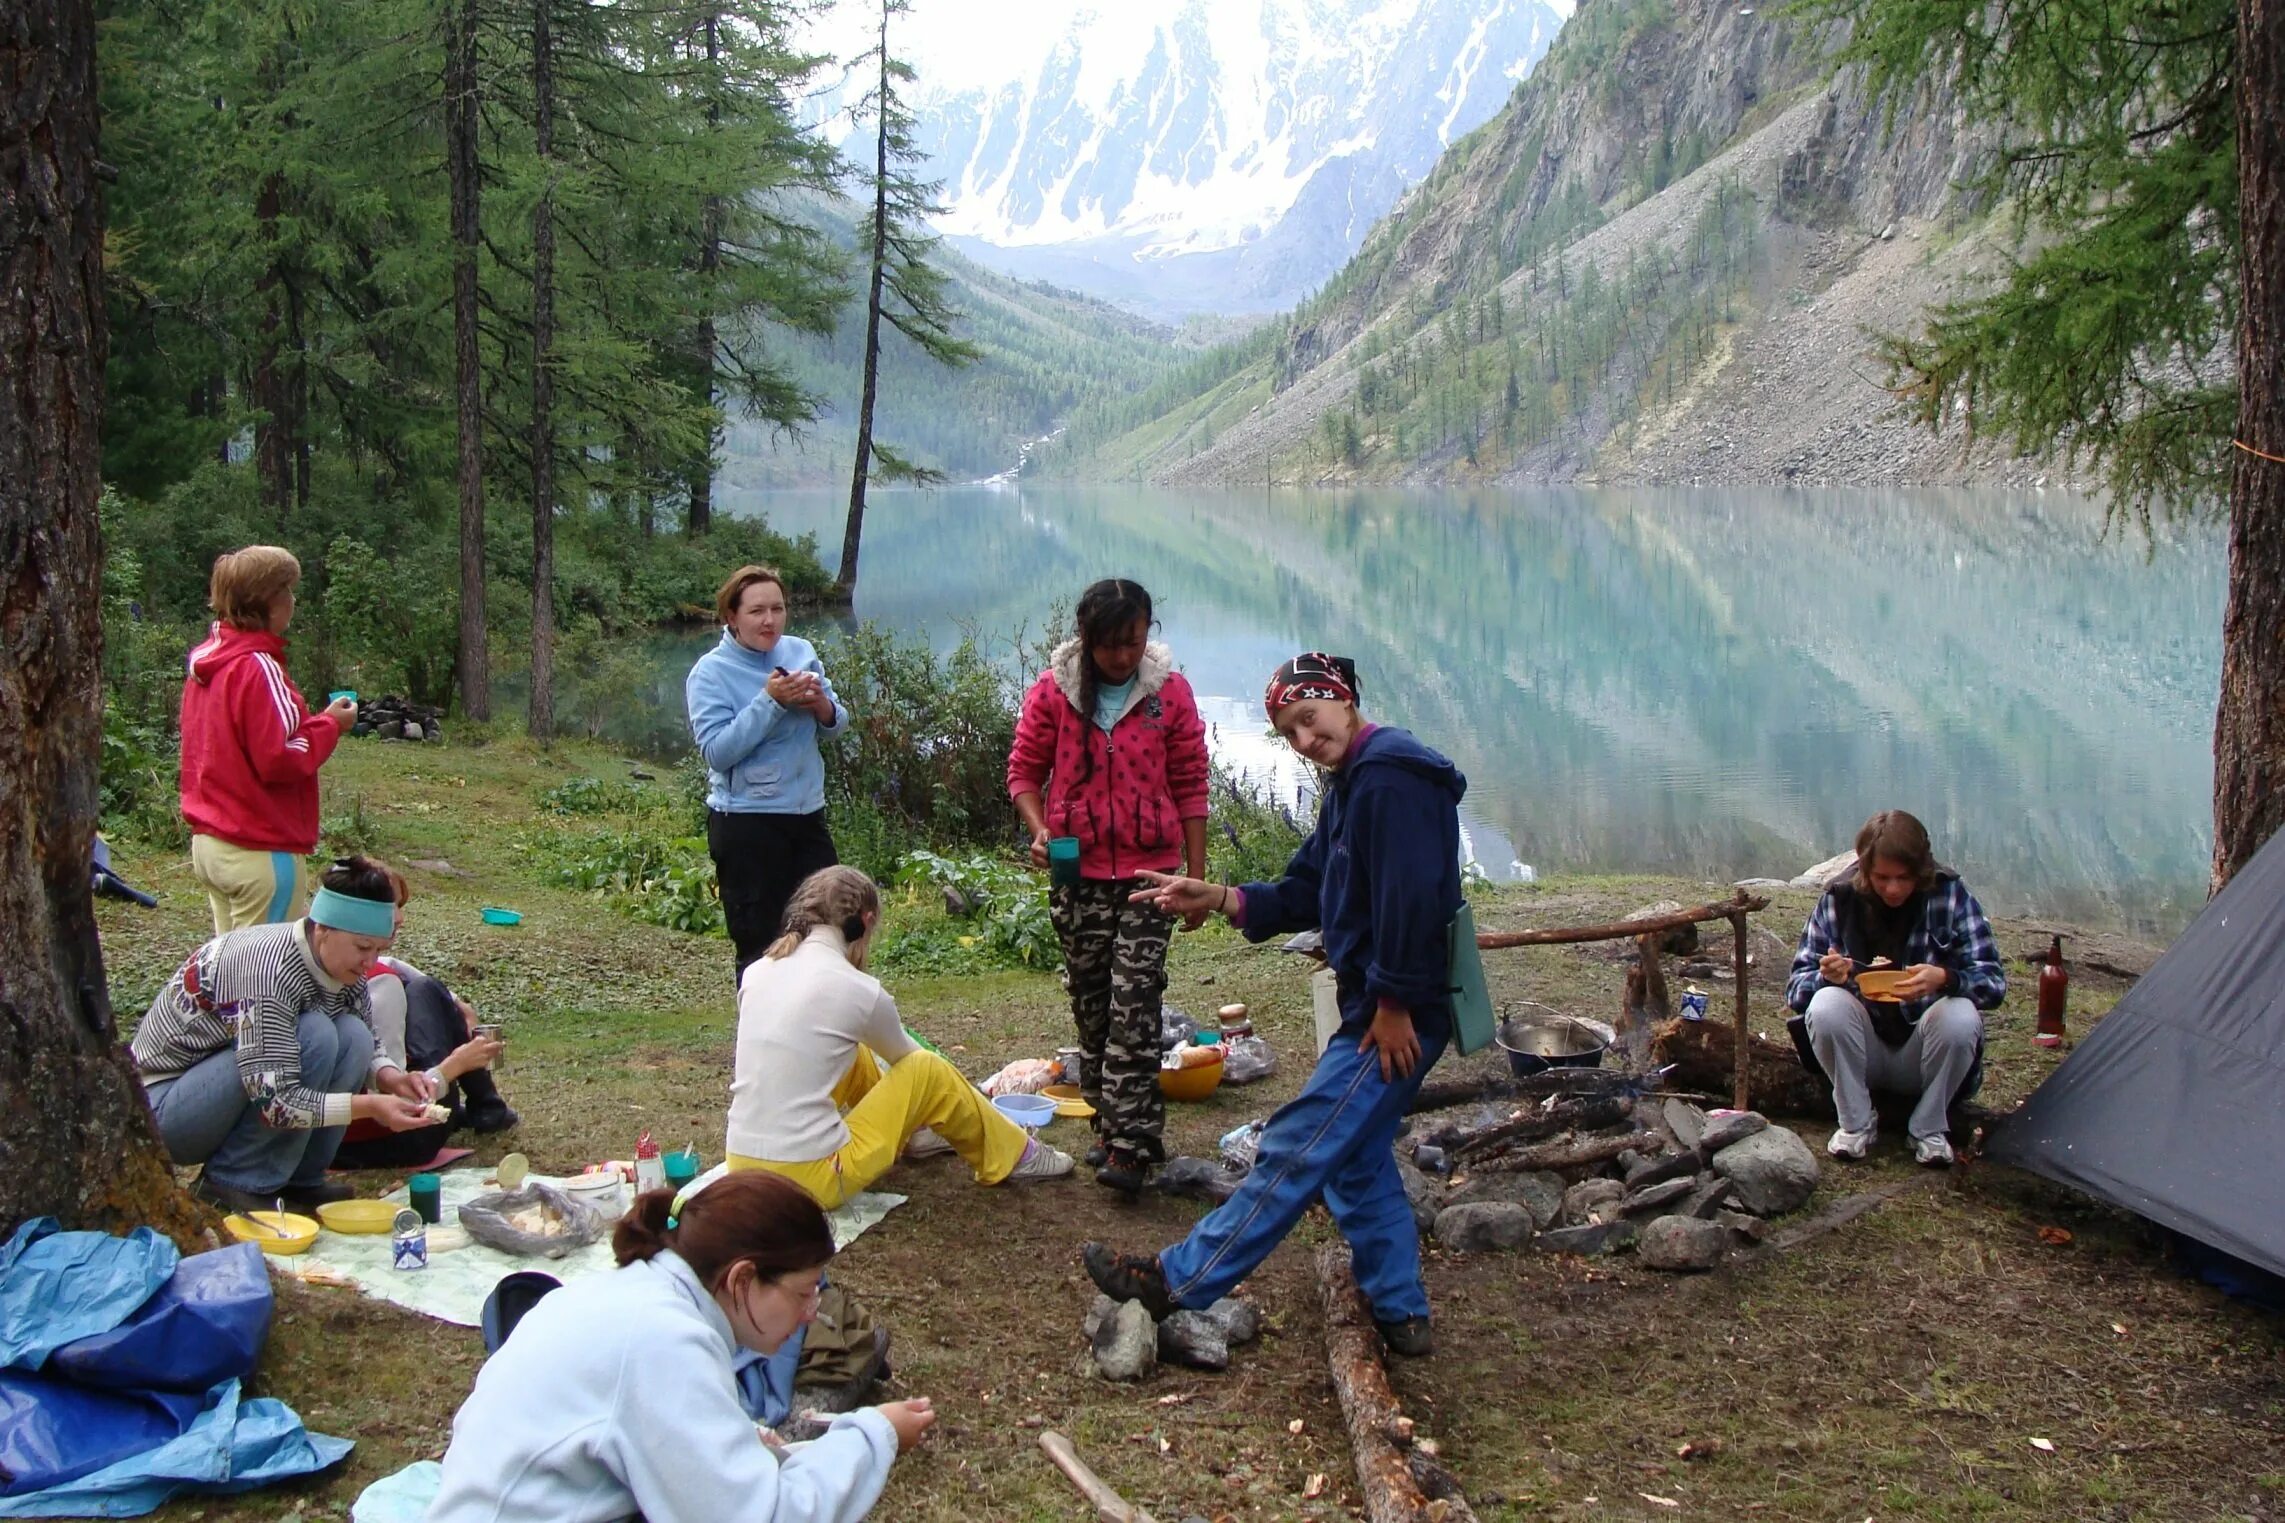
[1083,652,1465,1359]
[428,1170,934,1523]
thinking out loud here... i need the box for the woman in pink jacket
[1008,580,1209,1192]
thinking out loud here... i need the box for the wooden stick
[1315,1245,1479,1523]
[1473,891,1770,950]
[1729,910,1751,1111]
[1470,1130,1642,1174]
[1443,1095,1632,1160]
[1038,1430,1159,1523]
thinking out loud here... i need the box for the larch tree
[1816,0,2284,889]
[1,0,208,1242]
[837,0,977,602]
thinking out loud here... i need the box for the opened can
[1680,986,1709,1022]
[391,1207,428,1271]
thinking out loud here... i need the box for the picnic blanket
[265,1169,905,1326]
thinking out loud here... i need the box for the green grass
[93,732,2276,1523]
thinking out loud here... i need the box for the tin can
[391,1207,428,1271]
[1680,986,1709,1022]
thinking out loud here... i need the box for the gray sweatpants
[1805,987,1982,1142]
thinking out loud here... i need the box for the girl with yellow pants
[725,867,1072,1209]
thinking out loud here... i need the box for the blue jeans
[144,1010,374,1193]
[1160,983,1449,1322]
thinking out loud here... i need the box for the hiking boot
[195,1174,278,1217]
[1083,1142,1109,1169]
[1376,1315,1434,1358]
[1827,1126,1876,1161]
[1081,1242,1175,1320]
[1094,1145,1152,1194]
[280,1178,357,1209]
[903,1126,956,1160]
[1914,1133,1955,1168]
[1007,1137,1074,1182]
[466,1099,521,1135]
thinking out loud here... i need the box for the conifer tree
[838,0,978,601]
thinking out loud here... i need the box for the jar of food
[1218,1003,1253,1042]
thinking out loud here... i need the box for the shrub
[890,850,1058,969]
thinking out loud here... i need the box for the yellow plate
[222,1210,319,1254]
[316,1198,403,1235]
[1042,1084,1096,1119]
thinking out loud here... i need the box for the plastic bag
[1218,1120,1268,1173]
[979,1058,1057,1098]
[1158,1004,1196,1051]
[1220,1034,1278,1084]
[457,1184,606,1259]
[1150,1157,1245,1205]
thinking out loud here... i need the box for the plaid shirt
[1786,874,2007,1019]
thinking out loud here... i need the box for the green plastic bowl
[480,906,523,926]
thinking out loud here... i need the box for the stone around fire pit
[1446,1170,1564,1227]
[1561,1178,1626,1226]
[1696,1111,1770,1159]
[1094,1300,1157,1381]
[1536,1220,1637,1256]
[1435,1202,1536,1253]
[1638,1215,1728,1272]
[1712,1125,1821,1215]
[1619,1176,1697,1216]
[1158,1311,1229,1371]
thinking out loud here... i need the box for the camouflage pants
[1052,877,1171,1159]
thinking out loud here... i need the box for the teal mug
[1047,836,1081,888]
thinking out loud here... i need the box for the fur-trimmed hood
[1048,637,1175,728]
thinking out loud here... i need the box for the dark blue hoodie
[1237,725,1467,1018]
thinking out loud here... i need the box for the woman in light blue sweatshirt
[687,565,850,981]
[427,1171,935,1523]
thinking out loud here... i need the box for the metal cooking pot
[1495,1003,1612,1078]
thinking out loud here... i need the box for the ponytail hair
[764,865,881,967]
[613,1172,833,1293]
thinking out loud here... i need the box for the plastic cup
[328,689,358,704]
[408,1172,442,1225]
[1047,836,1082,888]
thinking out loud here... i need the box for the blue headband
[308,888,395,938]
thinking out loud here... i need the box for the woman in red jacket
[1008,580,1210,1192]
[179,546,356,935]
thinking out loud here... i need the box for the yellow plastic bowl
[1855,968,1910,1003]
[1042,1084,1097,1119]
[1158,1054,1225,1103]
[316,1199,402,1235]
[223,1210,320,1255]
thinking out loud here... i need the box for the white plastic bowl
[991,1093,1058,1130]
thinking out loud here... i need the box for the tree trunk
[252,170,289,519]
[528,0,555,742]
[448,0,490,721]
[837,6,892,603]
[0,0,210,1244]
[2217,0,2285,890]
[688,8,720,539]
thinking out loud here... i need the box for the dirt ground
[91,736,2283,1523]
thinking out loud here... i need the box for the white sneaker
[1006,1138,1073,1182]
[903,1126,955,1160]
[1914,1134,1955,1168]
[1827,1126,1876,1160]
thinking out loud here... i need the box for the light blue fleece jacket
[685,630,848,816]
[425,1249,899,1523]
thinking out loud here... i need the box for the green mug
[1047,836,1081,888]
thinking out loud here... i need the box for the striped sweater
[131,920,372,1129]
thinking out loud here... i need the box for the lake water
[625,484,2221,934]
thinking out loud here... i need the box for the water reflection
[609,484,2219,933]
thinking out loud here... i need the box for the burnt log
[1441,1096,1634,1160]
[1470,1131,1644,1175]
[1651,1018,1834,1119]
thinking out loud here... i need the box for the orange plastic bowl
[1855,968,1910,1002]
[1158,1053,1225,1102]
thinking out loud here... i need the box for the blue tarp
[0,1219,350,1517]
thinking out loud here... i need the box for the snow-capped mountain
[809,0,1569,316]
